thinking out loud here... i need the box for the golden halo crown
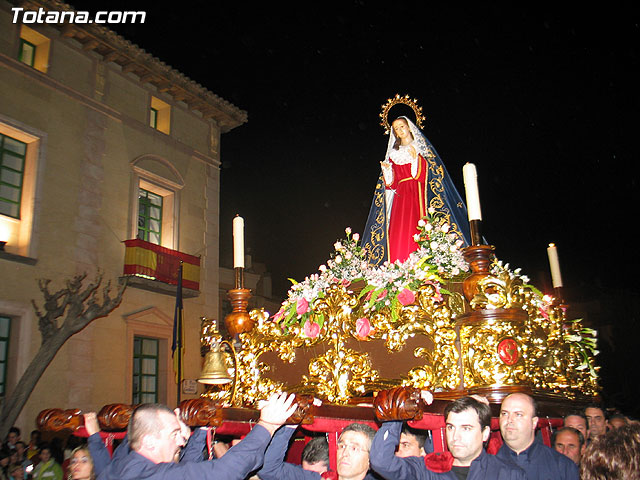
[379,94,426,134]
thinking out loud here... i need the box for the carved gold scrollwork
[459,318,527,388]
[203,263,599,405]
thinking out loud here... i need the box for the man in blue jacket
[369,396,526,479]
[96,392,296,480]
[496,393,579,480]
[258,422,379,480]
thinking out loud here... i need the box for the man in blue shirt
[258,422,379,480]
[370,396,526,479]
[97,392,297,480]
[496,393,578,480]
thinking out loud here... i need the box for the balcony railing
[123,239,200,295]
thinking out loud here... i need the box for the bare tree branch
[0,274,127,438]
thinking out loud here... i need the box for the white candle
[233,215,244,268]
[547,243,563,288]
[463,163,482,221]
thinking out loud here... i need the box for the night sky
[69,2,640,412]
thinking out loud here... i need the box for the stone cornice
[10,0,248,133]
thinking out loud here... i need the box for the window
[149,107,158,129]
[130,155,184,250]
[0,316,10,396]
[137,188,163,245]
[18,39,35,67]
[18,26,50,73]
[0,119,43,258]
[150,97,171,134]
[0,134,26,219]
[132,336,159,403]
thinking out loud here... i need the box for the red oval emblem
[497,338,519,365]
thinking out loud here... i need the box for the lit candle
[233,215,244,268]
[547,243,563,288]
[463,163,482,221]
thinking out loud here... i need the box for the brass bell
[198,345,232,385]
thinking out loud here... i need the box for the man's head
[608,414,627,430]
[7,428,20,446]
[564,412,589,440]
[38,445,52,463]
[552,427,585,465]
[584,404,607,439]
[301,436,329,474]
[14,442,26,459]
[29,430,41,446]
[9,463,24,479]
[128,404,186,464]
[499,393,538,454]
[444,396,491,466]
[396,424,427,458]
[336,423,376,480]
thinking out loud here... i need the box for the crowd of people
[0,426,98,480]
[3,393,638,480]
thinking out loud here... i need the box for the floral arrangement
[272,212,468,339]
[563,319,599,378]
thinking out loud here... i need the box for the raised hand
[257,392,297,435]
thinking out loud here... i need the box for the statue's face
[392,119,411,141]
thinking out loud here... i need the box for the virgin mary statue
[362,114,470,265]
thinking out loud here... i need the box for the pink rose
[377,289,388,300]
[303,320,320,338]
[425,281,443,302]
[296,298,309,315]
[356,317,373,339]
[273,308,285,322]
[397,288,416,306]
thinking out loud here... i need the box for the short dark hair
[128,403,175,451]
[552,426,585,448]
[401,423,427,449]
[584,403,607,420]
[8,427,20,437]
[444,396,492,431]
[609,413,627,423]
[339,423,376,450]
[564,411,589,430]
[302,436,329,467]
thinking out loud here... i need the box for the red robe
[385,154,427,263]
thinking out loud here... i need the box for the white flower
[430,241,438,250]
[319,264,327,272]
[413,234,421,242]
[345,227,352,235]
[428,207,436,214]
[418,219,426,227]
[334,241,343,251]
[441,224,450,233]
[352,233,360,242]
[335,255,342,264]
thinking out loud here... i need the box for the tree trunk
[0,274,126,439]
[0,328,72,438]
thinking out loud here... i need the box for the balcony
[122,239,200,298]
